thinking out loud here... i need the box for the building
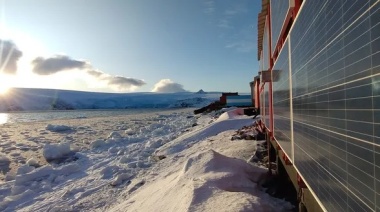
[256,0,379,211]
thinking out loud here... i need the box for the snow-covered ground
[0,108,293,211]
[0,88,221,111]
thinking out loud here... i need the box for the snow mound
[43,143,72,161]
[111,150,293,211]
[157,110,255,155]
[216,108,245,122]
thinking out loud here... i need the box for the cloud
[226,41,255,53]
[32,55,88,75]
[87,69,146,91]
[218,19,232,28]
[0,40,23,74]
[31,55,146,92]
[203,0,215,14]
[152,79,187,93]
[224,6,248,16]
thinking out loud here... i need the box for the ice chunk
[100,165,120,179]
[145,139,163,149]
[108,131,122,139]
[111,173,131,186]
[46,124,72,132]
[119,156,133,164]
[14,166,54,185]
[108,146,119,154]
[16,165,35,175]
[125,128,136,135]
[0,153,10,166]
[43,143,72,161]
[11,185,27,195]
[5,171,16,181]
[90,139,105,149]
[26,158,40,167]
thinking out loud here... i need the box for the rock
[245,135,255,140]
[150,155,166,162]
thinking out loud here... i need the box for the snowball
[90,139,105,149]
[26,158,39,167]
[43,143,72,161]
[46,124,72,132]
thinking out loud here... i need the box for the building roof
[257,0,269,60]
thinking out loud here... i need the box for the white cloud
[152,79,187,93]
[30,55,146,92]
[86,69,146,92]
[203,0,215,14]
[226,41,255,53]
[32,55,88,75]
[218,19,232,28]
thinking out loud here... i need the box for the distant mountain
[0,88,221,112]
[195,89,206,94]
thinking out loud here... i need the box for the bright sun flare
[0,85,9,95]
[0,76,11,95]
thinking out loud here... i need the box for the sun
[0,75,11,95]
[0,85,9,95]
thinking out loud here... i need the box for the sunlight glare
[0,84,9,95]
[0,75,11,95]
[0,113,8,125]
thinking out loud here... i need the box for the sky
[0,0,260,93]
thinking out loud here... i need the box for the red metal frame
[267,3,274,136]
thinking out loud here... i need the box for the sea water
[0,108,182,124]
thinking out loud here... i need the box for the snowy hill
[0,88,221,112]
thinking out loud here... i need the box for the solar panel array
[272,40,292,159]
[267,0,380,211]
[270,0,290,56]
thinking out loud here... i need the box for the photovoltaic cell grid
[270,0,290,57]
[261,17,270,126]
[264,83,270,128]
[289,0,380,211]
[272,40,292,160]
